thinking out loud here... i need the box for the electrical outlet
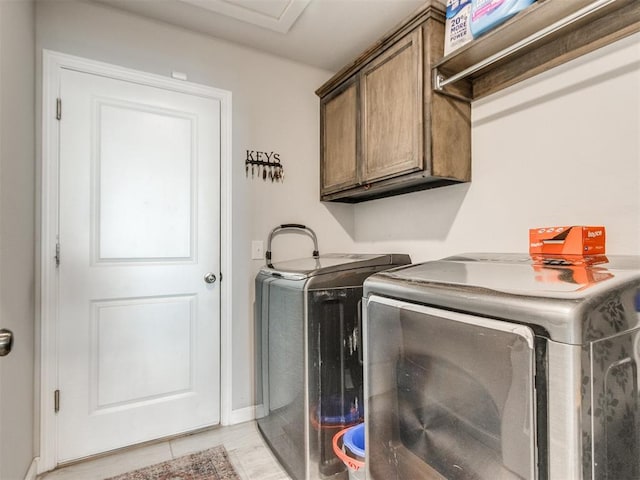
[251,240,264,260]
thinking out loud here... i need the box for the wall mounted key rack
[245,150,284,183]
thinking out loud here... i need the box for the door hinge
[56,98,62,120]
[55,242,61,267]
[54,389,60,413]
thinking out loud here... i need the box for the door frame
[0,4,3,474]
[38,50,233,473]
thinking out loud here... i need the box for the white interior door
[57,67,221,463]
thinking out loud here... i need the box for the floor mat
[104,445,241,480]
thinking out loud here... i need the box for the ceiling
[92,0,428,72]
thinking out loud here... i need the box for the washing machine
[255,228,410,480]
[363,253,640,480]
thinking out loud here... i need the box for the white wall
[352,32,640,262]
[0,1,36,479]
[35,0,356,415]
[34,0,640,428]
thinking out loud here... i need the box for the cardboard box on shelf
[444,0,474,56]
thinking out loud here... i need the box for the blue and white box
[444,0,474,56]
[470,0,536,38]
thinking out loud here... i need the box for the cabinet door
[320,81,358,196]
[361,29,423,184]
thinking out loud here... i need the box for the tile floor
[37,421,292,480]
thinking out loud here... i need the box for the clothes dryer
[363,253,640,480]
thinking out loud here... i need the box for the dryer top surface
[259,253,410,280]
[364,253,640,344]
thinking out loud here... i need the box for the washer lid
[364,253,640,345]
[259,253,410,280]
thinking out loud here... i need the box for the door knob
[204,272,217,284]
[0,329,13,357]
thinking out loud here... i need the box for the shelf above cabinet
[433,0,640,100]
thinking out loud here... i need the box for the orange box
[532,262,612,286]
[530,254,609,267]
[529,226,606,256]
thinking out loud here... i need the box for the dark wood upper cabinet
[317,0,639,203]
[317,1,471,203]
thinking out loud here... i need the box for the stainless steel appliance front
[255,253,411,480]
[364,254,640,480]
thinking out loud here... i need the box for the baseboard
[228,405,256,424]
[24,458,38,480]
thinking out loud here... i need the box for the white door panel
[57,68,220,462]
[97,100,195,260]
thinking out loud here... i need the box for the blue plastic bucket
[333,423,365,480]
[343,423,365,459]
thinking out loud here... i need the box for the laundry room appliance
[363,253,640,480]
[255,225,410,480]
